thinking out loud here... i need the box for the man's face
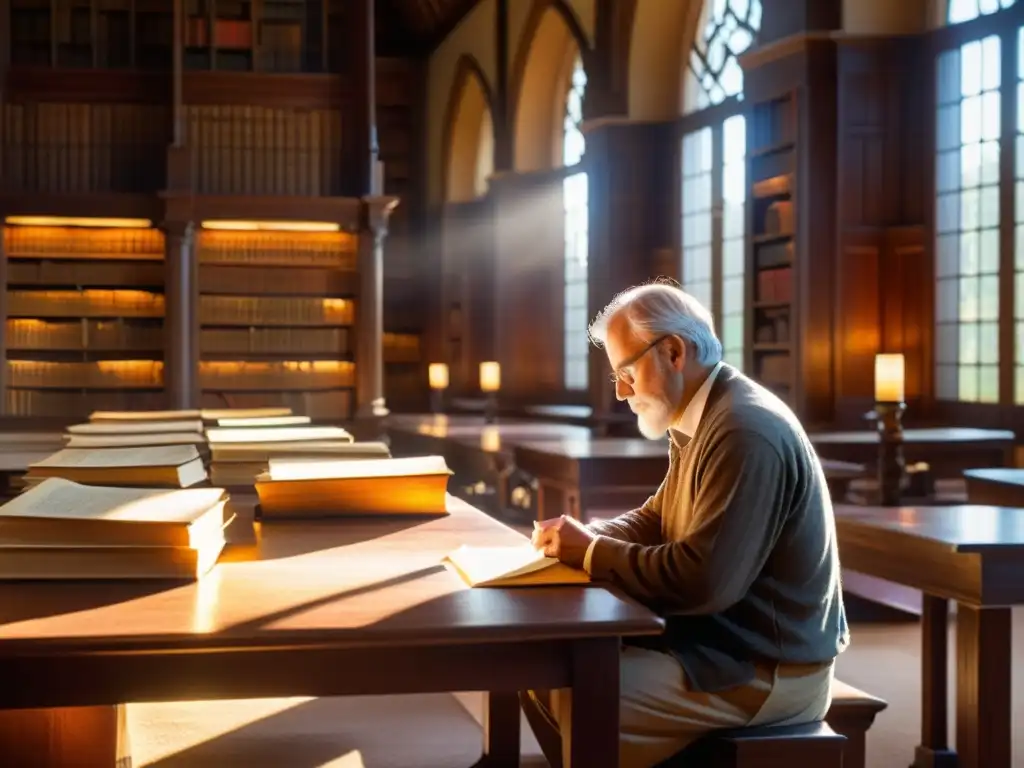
[604,314,683,439]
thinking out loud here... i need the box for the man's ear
[667,336,686,368]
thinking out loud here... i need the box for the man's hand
[531,515,595,569]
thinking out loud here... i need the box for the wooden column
[0,227,7,417]
[165,0,192,190]
[163,222,199,409]
[356,196,399,419]
[349,0,377,196]
[583,120,675,425]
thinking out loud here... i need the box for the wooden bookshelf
[9,0,334,72]
[747,92,797,406]
[196,224,358,419]
[1,219,167,417]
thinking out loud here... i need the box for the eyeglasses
[608,335,671,385]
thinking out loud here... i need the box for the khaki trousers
[532,646,834,768]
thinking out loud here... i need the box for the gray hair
[588,280,723,367]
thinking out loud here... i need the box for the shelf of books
[2,217,167,417]
[748,91,797,407]
[196,223,357,420]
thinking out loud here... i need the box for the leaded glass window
[948,0,1015,25]
[564,56,588,391]
[685,0,762,114]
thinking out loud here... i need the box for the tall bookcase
[10,0,345,72]
[195,223,358,419]
[2,218,167,417]
[747,91,798,407]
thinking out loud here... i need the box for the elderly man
[528,282,848,768]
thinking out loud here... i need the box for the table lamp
[480,361,500,424]
[874,353,906,506]
[428,363,448,414]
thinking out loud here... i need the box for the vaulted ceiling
[376,0,481,56]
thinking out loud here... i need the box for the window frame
[928,3,1023,422]
[563,54,590,393]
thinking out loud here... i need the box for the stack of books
[0,477,228,579]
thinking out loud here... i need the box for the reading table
[810,427,1014,477]
[386,414,593,513]
[0,496,662,768]
[835,504,1024,768]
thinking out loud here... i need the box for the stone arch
[626,0,702,120]
[441,54,496,203]
[510,0,591,173]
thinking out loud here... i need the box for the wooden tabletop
[963,468,1024,486]
[835,504,1024,605]
[514,438,668,460]
[0,497,662,655]
[812,427,1014,445]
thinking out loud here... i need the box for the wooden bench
[825,679,888,768]
[522,678,884,768]
[661,721,845,767]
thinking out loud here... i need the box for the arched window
[680,0,759,372]
[933,0,1017,404]
[563,56,589,391]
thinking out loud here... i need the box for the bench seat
[659,721,845,767]
[824,679,888,768]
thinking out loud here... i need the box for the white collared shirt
[582,360,724,573]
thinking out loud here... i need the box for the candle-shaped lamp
[479,361,500,423]
[873,353,907,506]
[428,363,448,414]
[874,354,905,403]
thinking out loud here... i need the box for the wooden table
[0,497,662,768]
[512,438,669,522]
[811,427,1015,478]
[835,505,1024,768]
[962,468,1024,506]
[386,415,593,514]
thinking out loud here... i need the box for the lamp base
[483,393,498,424]
[874,401,906,506]
[430,389,444,415]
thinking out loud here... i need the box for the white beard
[636,400,674,439]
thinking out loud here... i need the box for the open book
[255,455,452,518]
[444,543,591,587]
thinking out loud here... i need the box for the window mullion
[711,122,725,335]
[1001,25,1017,405]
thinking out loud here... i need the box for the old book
[200,407,293,421]
[0,541,224,580]
[210,440,390,464]
[0,477,227,547]
[206,425,353,446]
[444,544,591,588]
[215,415,312,428]
[255,455,452,518]
[89,409,202,423]
[64,432,207,449]
[67,419,205,435]
[26,445,207,488]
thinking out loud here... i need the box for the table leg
[955,604,1012,768]
[561,638,620,768]
[912,595,957,768]
[476,691,520,768]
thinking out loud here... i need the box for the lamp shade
[428,363,449,390]
[480,361,501,393]
[874,354,905,403]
